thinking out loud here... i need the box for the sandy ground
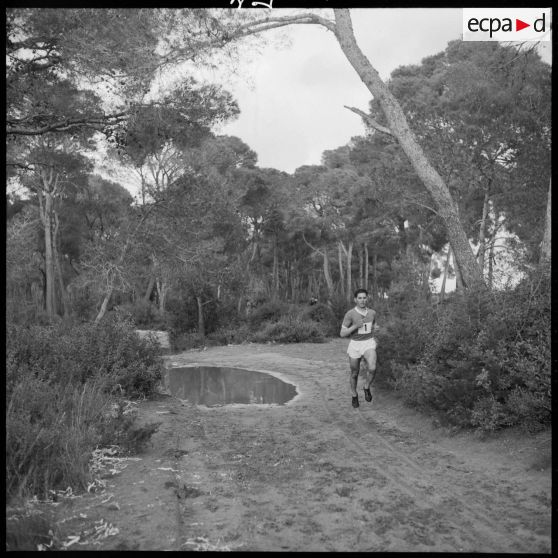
[50,340,551,552]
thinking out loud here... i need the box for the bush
[6,313,164,501]
[301,302,338,336]
[170,331,206,352]
[6,313,163,397]
[120,300,168,330]
[6,365,111,499]
[252,315,326,343]
[207,322,252,345]
[247,300,290,327]
[389,271,550,433]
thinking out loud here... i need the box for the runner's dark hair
[353,288,368,298]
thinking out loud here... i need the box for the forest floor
[45,339,551,552]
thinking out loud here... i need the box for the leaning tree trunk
[440,245,452,302]
[540,178,551,265]
[477,187,491,273]
[333,9,484,290]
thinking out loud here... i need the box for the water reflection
[165,366,297,407]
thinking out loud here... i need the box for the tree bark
[37,169,58,319]
[196,296,205,339]
[333,9,484,290]
[372,251,378,302]
[337,241,345,297]
[440,245,452,302]
[322,244,334,299]
[477,188,490,273]
[53,213,70,318]
[540,178,551,264]
[346,240,353,303]
[143,274,156,304]
[487,240,495,290]
[364,242,369,292]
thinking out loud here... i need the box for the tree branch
[301,232,324,256]
[344,106,394,136]
[6,113,127,136]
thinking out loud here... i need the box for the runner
[340,288,379,408]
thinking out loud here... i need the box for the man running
[340,288,379,408]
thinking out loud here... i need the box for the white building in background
[430,227,528,294]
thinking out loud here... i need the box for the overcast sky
[200,8,552,174]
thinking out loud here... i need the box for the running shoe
[363,387,372,402]
[352,395,359,408]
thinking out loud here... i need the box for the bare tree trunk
[477,188,490,273]
[38,176,57,319]
[337,241,345,298]
[333,10,484,290]
[272,237,279,295]
[487,240,495,290]
[53,211,71,318]
[346,240,353,303]
[196,296,205,339]
[143,275,156,304]
[358,243,364,288]
[323,245,334,299]
[455,259,464,294]
[364,242,369,292]
[372,251,378,302]
[156,279,167,313]
[540,178,551,264]
[440,245,452,302]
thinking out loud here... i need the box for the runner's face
[354,293,368,308]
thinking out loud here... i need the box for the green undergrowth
[378,270,550,433]
[6,313,164,505]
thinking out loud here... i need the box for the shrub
[6,366,111,499]
[301,302,338,336]
[252,316,325,343]
[5,313,164,501]
[120,300,168,330]
[6,313,163,397]
[170,331,206,352]
[389,270,550,432]
[247,300,290,327]
[207,322,252,345]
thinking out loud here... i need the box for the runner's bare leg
[349,357,361,396]
[362,348,377,390]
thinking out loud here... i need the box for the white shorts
[347,337,377,359]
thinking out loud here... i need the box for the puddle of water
[165,366,297,407]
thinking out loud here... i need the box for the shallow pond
[165,366,298,407]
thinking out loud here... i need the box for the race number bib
[357,322,372,334]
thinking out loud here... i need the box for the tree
[386,40,551,270]
[181,8,485,289]
[15,140,93,319]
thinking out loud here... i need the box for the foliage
[6,313,164,500]
[252,315,326,344]
[121,300,168,329]
[7,313,163,397]
[247,300,291,327]
[386,270,550,432]
[301,302,338,336]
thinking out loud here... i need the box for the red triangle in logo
[516,19,530,31]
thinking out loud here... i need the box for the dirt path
[54,340,551,552]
